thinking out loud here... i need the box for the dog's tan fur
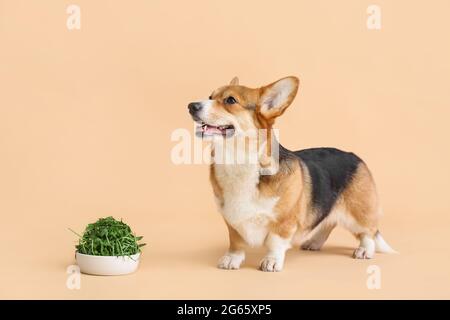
[342,163,380,236]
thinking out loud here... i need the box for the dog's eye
[208,95,213,100]
[224,96,237,105]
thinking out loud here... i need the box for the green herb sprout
[70,216,146,256]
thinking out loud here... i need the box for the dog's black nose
[188,102,202,115]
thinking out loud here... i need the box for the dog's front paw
[259,256,284,272]
[217,253,245,270]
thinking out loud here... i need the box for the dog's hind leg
[352,232,376,259]
[339,163,380,259]
[300,220,336,251]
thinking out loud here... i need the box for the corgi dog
[188,76,395,272]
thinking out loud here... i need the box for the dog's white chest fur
[214,163,279,247]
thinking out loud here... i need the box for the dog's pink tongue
[204,125,223,135]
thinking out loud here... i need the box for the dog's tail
[374,230,397,254]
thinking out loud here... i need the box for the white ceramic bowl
[75,252,141,276]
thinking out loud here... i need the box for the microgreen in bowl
[69,216,146,256]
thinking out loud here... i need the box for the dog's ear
[229,76,239,86]
[259,76,299,119]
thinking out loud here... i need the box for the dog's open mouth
[196,122,235,137]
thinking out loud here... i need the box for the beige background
[1,0,449,299]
